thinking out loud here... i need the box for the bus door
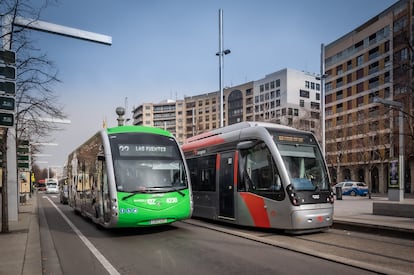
[218,152,235,219]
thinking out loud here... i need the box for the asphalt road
[39,193,410,275]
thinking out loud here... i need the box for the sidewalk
[333,195,414,235]
[0,192,42,275]
[0,192,413,274]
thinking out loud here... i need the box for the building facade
[324,0,414,193]
[183,81,254,141]
[253,68,322,139]
[131,99,185,144]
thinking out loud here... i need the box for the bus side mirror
[237,141,255,150]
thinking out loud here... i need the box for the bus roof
[186,122,298,143]
[106,125,173,138]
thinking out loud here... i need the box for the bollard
[335,186,342,200]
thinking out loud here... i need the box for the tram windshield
[275,141,329,191]
[109,133,188,193]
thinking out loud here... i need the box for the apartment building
[324,0,414,193]
[253,68,322,139]
[183,81,254,140]
[131,99,185,144]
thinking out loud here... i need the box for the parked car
[59,184,69,204]
[46,182,59,194]
[333,181,369,196]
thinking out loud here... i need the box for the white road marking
[45,196,121,275]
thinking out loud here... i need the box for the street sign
[0,66,16,79]
[0,96,15,111]
[0,112,14,127]
[0,81,15,95]
[17,162,30,169]
[0,50,16,64]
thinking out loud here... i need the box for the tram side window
[239,142,281,193]
[187,156,216,192]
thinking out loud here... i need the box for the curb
[332,219,414,240]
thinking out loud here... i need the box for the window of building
[311,102,320,110]
[293,109,298,116]
[300,99,305,107]
[300,89,310,98]
[336,65,343,75]
[336,90,343,100]
[368,47,379,60]
[336,77,343,88]
[337,103,343,113]
[325,82,332,92]
[305,81,310,88]
[276,99,280,107]
[357,82,364,93]
[347,60,353,70]
[357,55,364,66]
[356,68,364,79]
[357,96,364,107]
[276,79,280,87]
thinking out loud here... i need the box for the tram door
[219,152,235,219]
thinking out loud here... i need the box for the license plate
[150,219,167,225]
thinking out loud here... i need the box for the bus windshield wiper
[122,189,149,200]
[171,187,185,197]
[148,186,186,197]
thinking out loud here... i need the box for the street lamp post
[319,43,326,157]
[216,9,231,128]
[374,97,404,201]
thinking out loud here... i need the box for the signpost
[0,49,16,128]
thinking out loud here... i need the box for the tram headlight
[286,184,300,206]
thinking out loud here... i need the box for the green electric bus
[67,125,193,228]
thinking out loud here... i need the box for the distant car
[60,184,69,204]
[37,182,46,192]
[333,181,368,196]
[46,182,59,194]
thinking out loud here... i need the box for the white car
[46,183,59,194]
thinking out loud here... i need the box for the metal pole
[373,97,404,201]
[320,43,326,156]
[219,9,224,128]
[398,108,404,199]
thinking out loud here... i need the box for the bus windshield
[276,142,329,191]
[109,133,188,192]
[113,159,187,192]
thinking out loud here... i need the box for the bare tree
[1,0,68,232]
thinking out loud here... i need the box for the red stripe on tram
[240,193,270,228]
[233,151,238,186]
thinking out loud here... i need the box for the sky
[27,0,397,171]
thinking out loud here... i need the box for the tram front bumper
[291,208,333,231]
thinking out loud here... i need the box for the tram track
[182,219,414,275]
